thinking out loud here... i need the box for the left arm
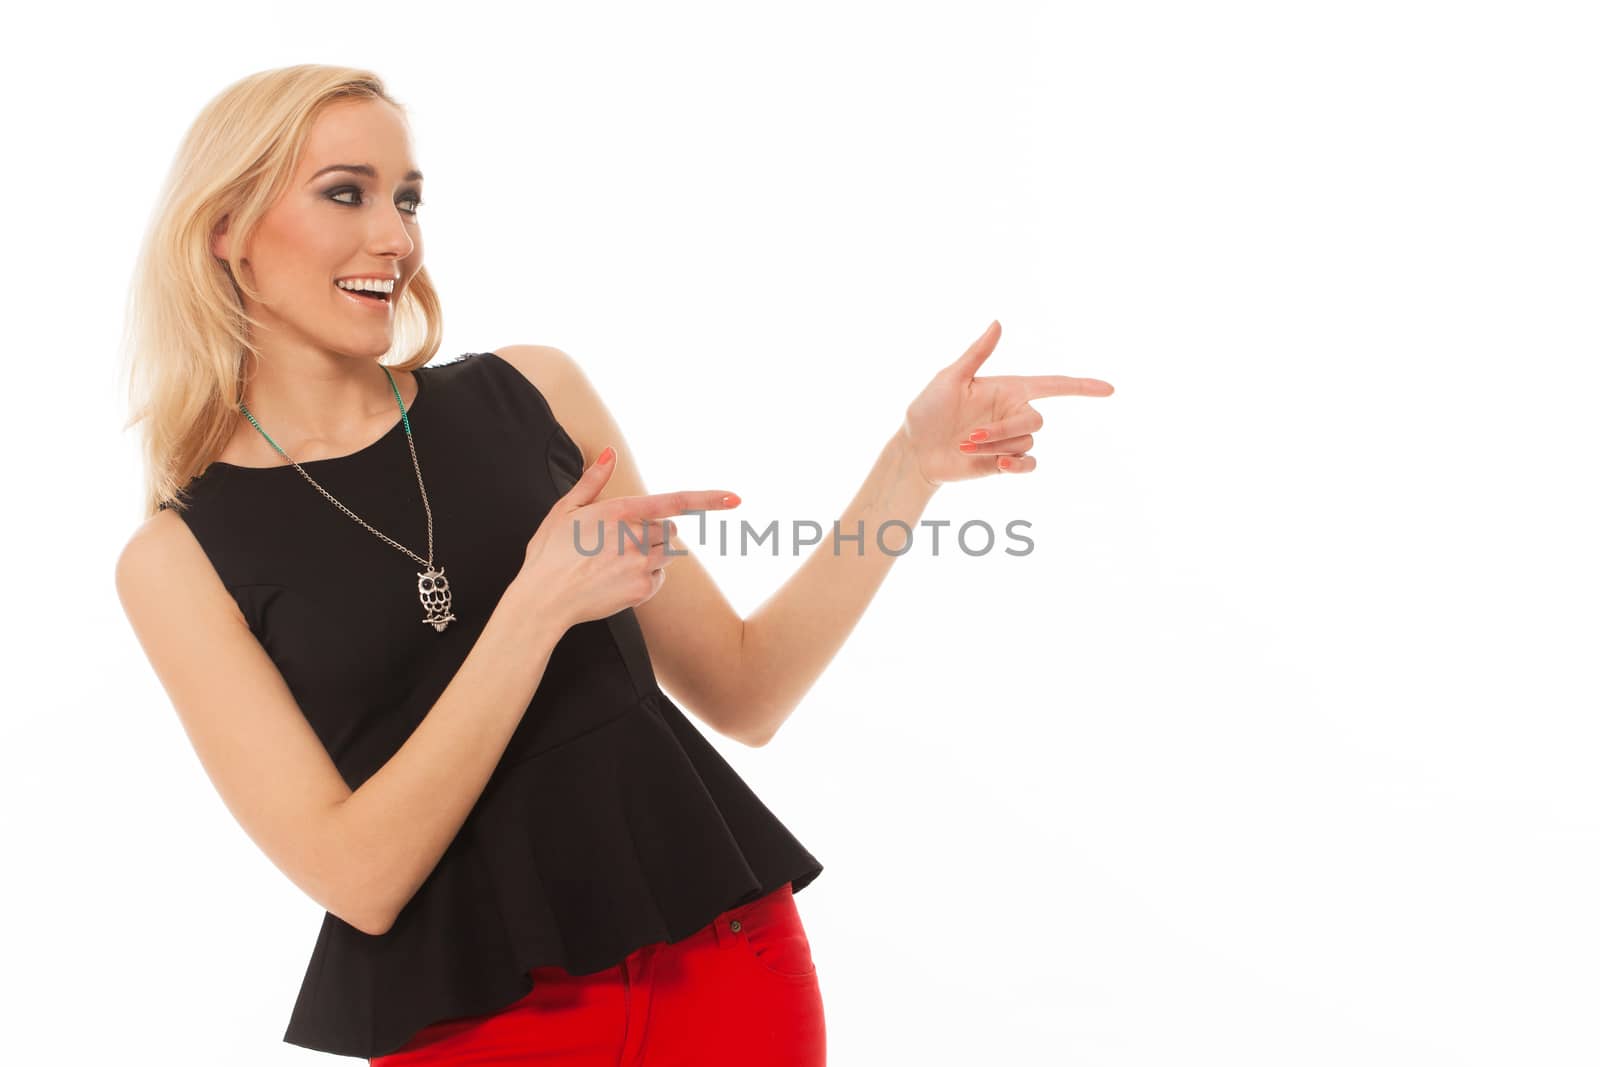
[495,324,1111,747]
[736,431,939,745]
[493,344,933,747]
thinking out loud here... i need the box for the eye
[327,186,424,217]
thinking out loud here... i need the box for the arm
[735,428,938,744]
[117,512,565,936]
[328,574,564,932]
[493,344,937,748]
[735,318,1114,744]
[496,323,1111,748]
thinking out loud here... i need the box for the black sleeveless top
[161,352,823,1058]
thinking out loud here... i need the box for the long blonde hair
[119,64,444,518]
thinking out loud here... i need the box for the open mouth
[338,285,391,303]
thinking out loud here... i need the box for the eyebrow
[308,163,424,183]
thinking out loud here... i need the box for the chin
[324,331,394,359]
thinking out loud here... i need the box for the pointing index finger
[608,491,742,522]
[1023,375,1115,400]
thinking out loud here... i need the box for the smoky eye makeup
[325,184,425,215]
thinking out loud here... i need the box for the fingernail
[968,430,989,442]
[959,442,977,453]
[998,458,1010,469]
[722,493,741,507]
[598,446,615,464]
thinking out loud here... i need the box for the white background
[4,1,1597,1064]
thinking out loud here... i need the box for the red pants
[370,882,826,1066]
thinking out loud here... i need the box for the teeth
[336,278,396,294]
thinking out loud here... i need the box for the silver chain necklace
[237,365,456,633]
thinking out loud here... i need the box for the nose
[368,202,416,260]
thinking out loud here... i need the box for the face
[212,97,424,357]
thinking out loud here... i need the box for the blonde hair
[119,64,444,518]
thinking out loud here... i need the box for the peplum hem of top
[280,686,823,1059]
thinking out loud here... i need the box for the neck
[227,347,415,466]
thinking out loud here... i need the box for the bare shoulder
[116,508,245,626]
[115,504,379,931]
[118,508,197,582]
[490,343,611,468]
[120,505,193,558]
[489,347,592,404]
[491,344,582,397]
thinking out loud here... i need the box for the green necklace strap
[239,363,411,457]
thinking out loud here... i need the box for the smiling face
[212,97,425,357]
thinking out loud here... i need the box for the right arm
[116,512,564,937]
[119,449,730,937]
[330,574,565,935]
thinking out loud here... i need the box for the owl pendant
[417,565,457,632]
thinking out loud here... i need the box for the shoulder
[115,507,242,626]
[490,344,581,394]
[117,507,199,583]
[118,507,189,573]
[490,344,609,465]
[489,342,572,379]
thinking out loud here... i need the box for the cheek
[253,206,346,289]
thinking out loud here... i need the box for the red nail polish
[959,442,977,452]
[969,430,989,442]
[998,458,1010,469]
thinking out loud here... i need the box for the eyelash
[326,186,424,216]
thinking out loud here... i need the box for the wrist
[890,422,941,498]
[501,572,572,645]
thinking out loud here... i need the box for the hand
[518,446,742,630]
[898,321,1114,487]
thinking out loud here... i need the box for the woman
[115,64,1112,1064]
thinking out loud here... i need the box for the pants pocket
[728,883,817,980]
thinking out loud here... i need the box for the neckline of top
[205,364,429,475]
